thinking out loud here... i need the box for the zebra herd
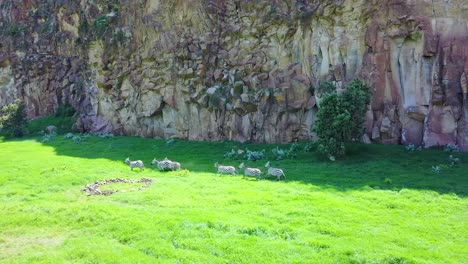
[217,161,286,181]
[125,158,286,181]
[124,157,181,172]
[151,157,181,171]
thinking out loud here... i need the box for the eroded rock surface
[0,0,467,149]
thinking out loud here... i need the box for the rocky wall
[0,0,467,149]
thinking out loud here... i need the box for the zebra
[170,161,181,171]
[239,162,262,180]
[152,157,179,171]
[163,157,181,171]
[265,161,285,181]
[124,158,144,171]
[214,162,237,175]
[151,158,172,171]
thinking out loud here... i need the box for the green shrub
[405,144,421,153]
[340,79,372,140]
[245,149,265,161]
[72,135,82,144]
[224,148,244,160]
[97,133,114,138]
[444,144,459,153]
[272,144,298,160]
[289,142,301,152]
[0,99,27,137]
[41,131,57,143]
[166,138,176,146]
[303,142,314,152]
[272,146,289,160]
[448,155,460,166]
[313,79,371,159]
[432,165,442,174]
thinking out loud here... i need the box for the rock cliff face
[0,0,467,149]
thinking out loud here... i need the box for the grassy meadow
[0,133,467,263]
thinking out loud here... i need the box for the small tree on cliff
[313,80,371,160]
[0,99,27,138]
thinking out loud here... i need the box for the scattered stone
[82,178,153,196]
[46,125,57,133]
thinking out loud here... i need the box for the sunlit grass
[0,135,467,263]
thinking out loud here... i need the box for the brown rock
[46,125,57,133]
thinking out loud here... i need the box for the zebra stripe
[152,158,172,171]
[265,161,285,181]
[239,163,262,180]
[215,163,237,175]
[159,160,172,171]
[125,158,145,171]
[170,162,181,170]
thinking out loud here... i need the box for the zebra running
[164,157,182,171]
[214,162,237,175]
[265,161,285,181]
[124,158,145,171]
[239,162,262,180]
[151,157,172,171]
[170,161,181,171]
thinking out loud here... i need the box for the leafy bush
[432,165,442,174]
[444,144,460,153]
[317,137,344,161]
[166,138,176,146]
[224,148,237,159]
[405,144,421,153]
[448,155,460,166]
[304,143,314,152]
[0,99,27,137]
[63,132,95,144]
[41,131,57,143]
[272,144,299,160]
[245,149,265,161]
[224,148,244,160]
[96,133,114,139]
[272,147,290,160]
[313,79,371,159]
[72,136,82,144]
[289,142,301,152]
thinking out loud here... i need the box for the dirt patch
[82,178,153,196]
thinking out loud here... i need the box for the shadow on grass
[13,135,468,196]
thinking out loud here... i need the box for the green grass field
[0,134,467,263]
